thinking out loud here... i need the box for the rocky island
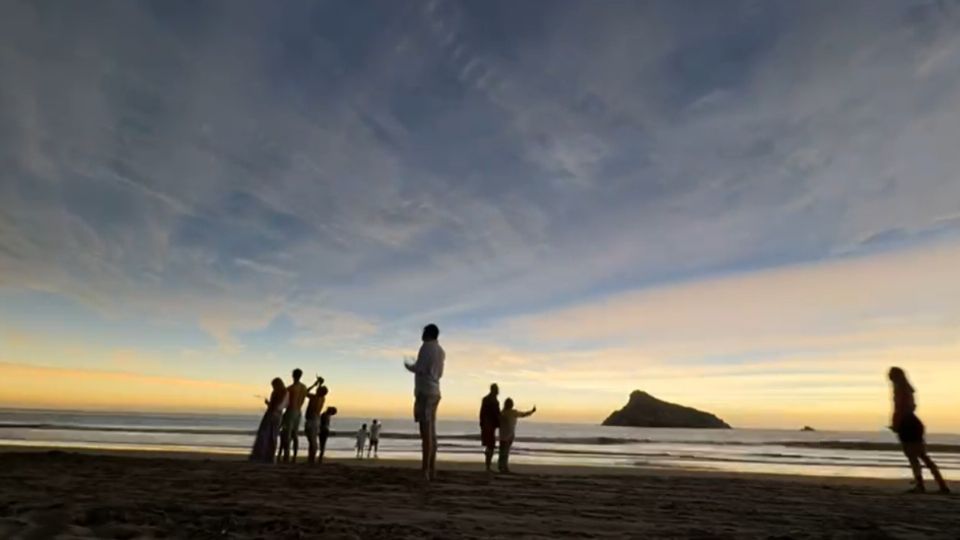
[602,390,732,429]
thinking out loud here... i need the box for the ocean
[2,408,958,480]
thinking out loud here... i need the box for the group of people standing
[247,322,449,474]
[249,324,948,494]
[250,368,338,464]
[404,324,537,478]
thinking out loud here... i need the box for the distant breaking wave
[2,423,959,453]
[781,441,960,453]
[0,423,636,444]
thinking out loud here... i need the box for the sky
[1,0,960,430]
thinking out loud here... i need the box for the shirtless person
[279,369,319,463]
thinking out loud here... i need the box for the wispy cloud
[502,242,960,354]
[1,1,959,425]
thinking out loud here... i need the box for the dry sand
[1,449,958,539]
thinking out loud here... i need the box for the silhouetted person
[304,384,328,464]
[498,398,536,474]
[888,367,949,493]
[356,423,369,459]
[250,378,287,463]
[479,383,501,472]
[318,406,337,464]
[404,323,445,481]
[368,419,381,458]
[279,369,320,463]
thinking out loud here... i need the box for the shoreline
[0,443,908,489]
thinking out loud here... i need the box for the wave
[0,423,640,444]
[0,424,738,446]
[0,423,258,436]
[0,438,920,469]
[782,441,960,453]
[2,423,959,453]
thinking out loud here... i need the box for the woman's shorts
[897,414,925,444]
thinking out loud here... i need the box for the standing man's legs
[290,414,300,462]
[415,393,429,479]
[418,420,431,477]
[305,420,318,464]
[482,427,496,472]
[427,396,440,479]
[415,394,440,481]
[428,419,437,477]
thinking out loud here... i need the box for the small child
[498,398,536,473]
[356,423,369,459]
[368,419,381,458]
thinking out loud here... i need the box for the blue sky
[2,0,960,426]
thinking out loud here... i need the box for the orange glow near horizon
[2,242,960,431]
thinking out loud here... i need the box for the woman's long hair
[268,377,286,408]
[888,366,914,394]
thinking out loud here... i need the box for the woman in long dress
[888,367,949,493]
[250,378,288,463]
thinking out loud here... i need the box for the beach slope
[0,451,957,539]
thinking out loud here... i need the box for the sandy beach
[1,449,958,539]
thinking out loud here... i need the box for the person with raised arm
[404,323,445,481]
[303,378,328,464]
[498,398,536,474]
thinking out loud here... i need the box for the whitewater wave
[2,423,959,453]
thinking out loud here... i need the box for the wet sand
[1,449,957,539]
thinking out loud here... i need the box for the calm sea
[2,408,958,479]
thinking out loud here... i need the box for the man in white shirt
[404,323,444,481]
